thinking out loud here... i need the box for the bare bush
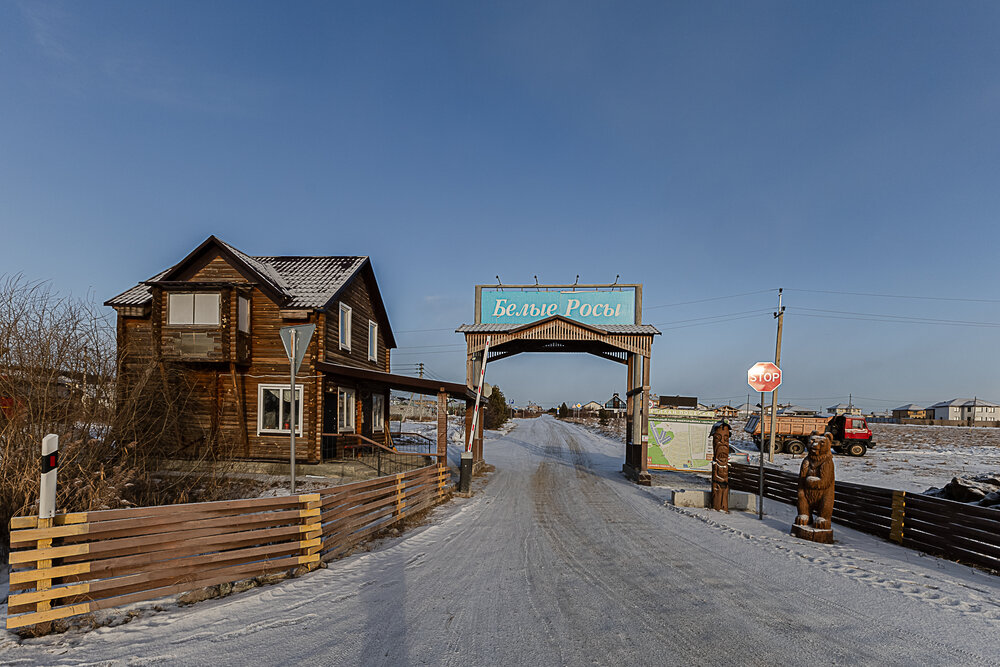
[0,275,253,557]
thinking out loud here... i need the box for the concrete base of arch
[622,463,652,486]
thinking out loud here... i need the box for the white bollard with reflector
[40,434,58,519]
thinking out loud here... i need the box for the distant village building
[891,404,929,420]
[715,405,739,419]
[604,393,626,412]
[778,405,816,416]
[581,401,603,412]
[827,403,862,416]
[926,398,1000,422]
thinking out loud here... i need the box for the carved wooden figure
[792,432,836,543]
[710,421,731,512]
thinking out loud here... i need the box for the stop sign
[748,362,782,392]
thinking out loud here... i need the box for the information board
[647,407,716,472]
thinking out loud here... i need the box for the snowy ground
[730,422,1000,492]
[571,416,1000,493]
[2,416,997,665]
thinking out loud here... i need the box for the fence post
[298,493,322,571]
[889,491,906,544]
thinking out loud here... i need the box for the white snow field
[2,416,998,666]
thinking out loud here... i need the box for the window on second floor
[339,302,352,351]
[368,320,378,362]
[168,293,220,326]
[238,295,250,333]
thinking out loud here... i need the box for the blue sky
[2,1,1000,411]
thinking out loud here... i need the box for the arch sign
[479,287,637,326]
[462,282,657,485]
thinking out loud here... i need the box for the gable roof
[893,404,924,411]
[105,236,396,347]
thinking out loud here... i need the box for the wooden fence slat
[6,466,447,632]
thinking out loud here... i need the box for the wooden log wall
[728,462,1000,572]
[6,494,322,630]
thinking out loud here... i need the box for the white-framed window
[372,393,385,431]
[338,387,356,433]
[368,320,378,362]
[168,293,220,326]
[257,384,303,435]
[339,302,352,351]
[238,295,250,333]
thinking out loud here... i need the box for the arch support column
[623,353,651,486]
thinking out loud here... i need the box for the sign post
[748,362,782,520]
[280,324,316,494]
[461,336,491,493]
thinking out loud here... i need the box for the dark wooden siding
[324,272,388,372]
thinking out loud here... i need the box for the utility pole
[767,288,784,463]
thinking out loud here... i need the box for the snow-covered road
[3,416,998,665]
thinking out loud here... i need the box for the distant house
[734,402,755,418]
[604,393,626,412]
[778,404,816,416]
[581,401,603,412]
[926,398,1000,422]
[892,404,929,420]
[715,405,739,419]
[827,403,862,416]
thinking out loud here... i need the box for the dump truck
[744,414,875,456]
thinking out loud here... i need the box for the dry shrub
[0,275,252,558]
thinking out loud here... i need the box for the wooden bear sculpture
[792,432,835,543]
[710,421,731,512]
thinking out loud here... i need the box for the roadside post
[463,336,491,492]
[280,324,316,494]
[35,434,59,631]
[748,362,782,519]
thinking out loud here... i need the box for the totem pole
[710,421,731,512]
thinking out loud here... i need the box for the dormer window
[168,293,220,326]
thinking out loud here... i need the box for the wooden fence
[7,463,451,631]
[728,463,1000,572]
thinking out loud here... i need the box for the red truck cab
[827,414,875,457]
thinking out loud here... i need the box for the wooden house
[106,236,473,464]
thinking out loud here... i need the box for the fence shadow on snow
[728,462,1000,573]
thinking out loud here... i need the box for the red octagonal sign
[748,361,782,392]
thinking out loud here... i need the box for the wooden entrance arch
[458,283,659,485]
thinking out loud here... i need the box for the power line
[645,289,775,310]
[786,287,1000,304]
[790,307,1000,328]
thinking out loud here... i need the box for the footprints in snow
[667,504,1000,622]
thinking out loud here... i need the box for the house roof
[893,404,924,411]
[827,403,854,410]
[105,236,395,347]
